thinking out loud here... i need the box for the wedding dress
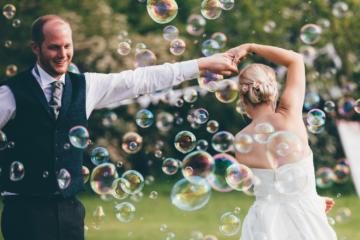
[240,152,337,240]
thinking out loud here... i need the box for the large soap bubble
[207,153,237,192]
[182,150,215,180]
[90,163,118,195]
[146,0,178,24]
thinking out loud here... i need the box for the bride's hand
[197,53,238,76]
[226,43,252,65]
[323,197,335,213]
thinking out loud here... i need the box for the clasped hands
[197,43,252,76]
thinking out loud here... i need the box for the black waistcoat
[0,68,87,198]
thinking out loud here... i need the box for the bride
[226,43,337,240]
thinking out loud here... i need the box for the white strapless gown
[240,152,337,240]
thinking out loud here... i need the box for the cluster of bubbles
[315,161,351,189]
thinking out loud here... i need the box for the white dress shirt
[0,60,199,129]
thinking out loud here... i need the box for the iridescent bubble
[162,158,181,175]
[220,0,235,10]
[207,153,237,192]
[121,170,145,194]
[156,112,174,132]
[198,70,223,92]
[338,97,355,117]
[92,205,105,230]
[354,99,360,113]
[215,80,238,103]
[115,202,136,223]
[211,32,227,48]
[135,42,147,53]
[201,39,221,57]
[111,178,129,200]
[307,109,326,128]
[117,30,128,40]
[206,120,219,133]
[174,131,196,154]
[146,0,178,24]
[2,4,16,19]
[42,171,49,179]
[136,109,154,128]
[149,190,158,199]
[0,131,8,150]
[304,92,321,110]
[122,132,143,154]
[102,111,118,127]
[117,41,131,56]
[225,163,253,191]
[333,164,350,184]
[263,20,276,33]
[253,122,275,144]
[154,149,163,158]
[274,166,308,194]
[90,163,118,195]
[170,38,186,56]
[266,131,303,168]
[160,223,168,232]
[171,176,211,211]
[134,49,157,68]
[201,0,222,20]
[186,14,206,36]
[335,207,352,223]
[5,64,18,77]
[332,1,348,18]
[90,147,110,166]
[9,161,24,181]
[324,100,336,113]
[183,88,198,103]
[196,139,209,151]
[4,40,12,48]
[182,150,215,180]
[12,18,21,28]
[300,24,322,45]
[57,168,71,189]
[193,108,209,124]
[234,132,253,154]
[163,25,179,41]
[82,165,90,184]
[174,98,184,107]
[219,212,241,236]
[69,125,90,149]
[68,62,80,74]
[211,131,234,152]
[315,167,335,189]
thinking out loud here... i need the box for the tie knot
[51,81,64,88]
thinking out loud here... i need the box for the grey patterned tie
[49,81,64,119]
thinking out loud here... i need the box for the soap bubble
[174,131,196,154]
[338,97,355,117]
[300,24,322,45]
[211,32,227,48]
[156,112,174,132]
[193,108,209,124]
[9,161,25,181]
[92,206,105,230]
[183,88,198,103]
[211,131,234,152]
[333,164,350,184]
[207,153,237,192]
[90,163,118,195]
[121,170,145,194]
[304,92,321,110]
[136,109,154,128]
[206,120,219,133]
[307,109,326,126]
[324,100,336,113]
[234,133,253,154]
[315,167,335,189]
[5,64,18,77]
[111,178,129,200]
[196,139,209,151]
[201,39,221,56]
[225,163,253,191]
[182,150,215,180]
[115,202,136,223]
[134,49,156,68]
[332,1,349,18]
[201,0,222,20]
[122,132,143,154]
[2,4,16,19]
[220,0,235,10]
[354,99,360,113]
[170,39,186,56]
[219,212,241,236]
[186,14,206,36]
[57,168,71,189]
[82,166,90,183]
[69,126,90,149]
[198,70,223,92]
[215,80,238,103]
[4,40,12,48]
[102,111,118,127]
[266,131,303,168]
[117,42,131,56]
[163,25,179,41]
[146,0,178,24]
[149,190,158,199]
[253,122,275,144]
[162,158,181,175]
[90,147,110,166]
[0,131,8,150]
[263,20,276,33]
[12,18,21,28]
[335,207,352,223]
[171,176,211,211]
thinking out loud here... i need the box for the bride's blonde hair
[238,63,278,107]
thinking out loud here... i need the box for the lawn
[0,185,359,240]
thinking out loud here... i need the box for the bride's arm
[227,43,305,117]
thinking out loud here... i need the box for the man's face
[32,20,73,79]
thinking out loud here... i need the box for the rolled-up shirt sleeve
[0,86,16,130]
[84,60,199,118]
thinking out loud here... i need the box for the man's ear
[30,41,40,56]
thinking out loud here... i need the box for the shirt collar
[35,63,66,87]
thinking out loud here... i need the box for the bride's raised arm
[227,43,305,117]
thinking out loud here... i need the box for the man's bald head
[31,15,71,46]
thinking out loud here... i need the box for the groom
[0,14,238,240]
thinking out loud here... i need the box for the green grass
[79,184,360,240]
[0,185,359,240]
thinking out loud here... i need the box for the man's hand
[323,197,335,213]
[197,53,238,76]
[226,43,252,65]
